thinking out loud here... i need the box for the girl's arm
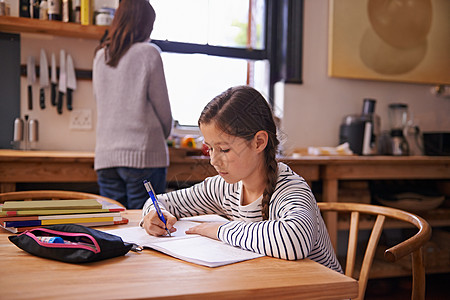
[142,176,229,220]
[218,188,319,261]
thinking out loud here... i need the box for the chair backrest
[0,190,124,208]
[318,202,431,300]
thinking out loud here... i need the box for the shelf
[0,16,108,40]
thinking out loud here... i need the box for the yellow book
[2,199,102,211]
[0,200,125,217]
[80,0,93,25]
[41,216,121,225]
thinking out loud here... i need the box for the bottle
[0,0,6,16]
[11,117,24,150]
[47,0,60,20]
[30,0,40,18]
[13,118,24,142]
[28,118,39,150]
[19,0,31,17]
[61,0,70,22]
[73,0,80,23]
[5,0,9,15]
[39,0,48,20]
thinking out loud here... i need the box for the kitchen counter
[1,149,449,268]
[0,149,325,193]
[1,149,449,192]
[0,149,214,192]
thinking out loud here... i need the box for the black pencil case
[8,224,134,263]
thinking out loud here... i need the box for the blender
[388,103,409,155]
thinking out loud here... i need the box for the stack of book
[0,198,128,233]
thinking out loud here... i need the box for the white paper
[180,214,230,223]
[104,220,264,267]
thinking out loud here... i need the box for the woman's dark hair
[198,85,279,220]
[94,0,156,67]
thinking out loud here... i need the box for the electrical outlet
[70,109,92,130]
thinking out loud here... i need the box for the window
[150,0,303,126]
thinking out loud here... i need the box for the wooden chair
[0,190,124,208]
[318,202,431,300]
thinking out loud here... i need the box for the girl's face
[200,122,266,185]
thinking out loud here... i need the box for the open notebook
[104,215,264,267]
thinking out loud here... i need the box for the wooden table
[0,210,358,300]
[1,150,449,250]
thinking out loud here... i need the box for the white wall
[20,33,98,151]
[18,0,450,152]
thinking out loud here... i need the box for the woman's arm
[146,44,172,138]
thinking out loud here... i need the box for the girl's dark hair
[198,85,279,220]
[94,0,156,67]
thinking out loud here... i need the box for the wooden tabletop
[0,210,358,300]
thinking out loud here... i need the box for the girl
[142,86,342,272]
[93,0,172,209]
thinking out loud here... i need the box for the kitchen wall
[277,0,450,153]
[19,34,98,151]
[16,0,450,152]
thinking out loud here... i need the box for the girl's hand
[185,222,225,240]
[142,210,177,236]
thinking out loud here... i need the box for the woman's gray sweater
[93,42,172,170]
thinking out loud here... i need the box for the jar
[95,8,112,26]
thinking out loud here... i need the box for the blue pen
[143,180,171,236]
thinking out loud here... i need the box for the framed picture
[328,0,450,85]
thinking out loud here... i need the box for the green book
[1,199,103,211]
[0,200,125,217]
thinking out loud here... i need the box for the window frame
[151,0,304,103]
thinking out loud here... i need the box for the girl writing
[141,85,342,272]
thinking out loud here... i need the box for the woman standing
[93,0,172,209]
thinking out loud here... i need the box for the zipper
[22,228,101,253]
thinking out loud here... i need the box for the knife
[66,54,77,111]
[26,56,36,110]
[57,49,66,114]
[39,49,49,109]
[50,53,57,106]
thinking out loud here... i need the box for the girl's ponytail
[262,138,278,220]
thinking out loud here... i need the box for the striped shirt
[142,162,342,273]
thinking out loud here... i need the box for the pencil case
[8,224,134,263]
